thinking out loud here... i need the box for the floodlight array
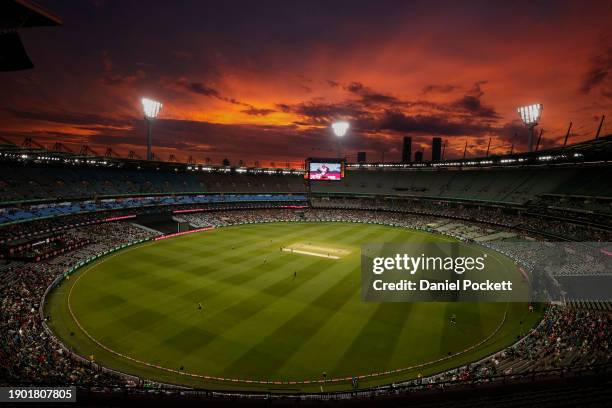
[331,121,350,137]
[142,98,162,119]
[518,104,542,126]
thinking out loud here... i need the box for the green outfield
[45,222,542,391]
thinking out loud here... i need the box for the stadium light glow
[331,121,349,137]
[142,98,162,119]
[141,98,163,160]
[517,103,542,152]
[518,104,542,126]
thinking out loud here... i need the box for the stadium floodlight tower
[518,103,542,152]
[331,121,349,158]
[142,98,163,160]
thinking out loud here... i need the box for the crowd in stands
[532,195,612,216]
[0,163,306,202]
[411,305,611,389]
[0,194,306,224]
[311,166,612,205]
[0,202,305,244]
[311,197,612,241]
[0,212,127,244]
[182,208,440,229]
[0,222,157,385]
[17,232,90,261]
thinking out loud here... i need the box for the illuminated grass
[45,222,542,391]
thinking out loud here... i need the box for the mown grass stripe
[47,222,537,388]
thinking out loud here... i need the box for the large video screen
[308,161,343,181]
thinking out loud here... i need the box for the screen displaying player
[309,162,342,180]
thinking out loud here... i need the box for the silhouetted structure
[0,1,62,71]
[432,137,442,161]
[414,151,423,163]
[357,152,366,163]
[402,137,412,162]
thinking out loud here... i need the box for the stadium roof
[0,0,61,71]
[0,134,610,174]
[545,134,612,156]
[0,0,62,29]
[350,134,612,170]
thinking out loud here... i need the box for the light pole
[518,104,542,153]
[331,121,349,158]
[142,98,162,160]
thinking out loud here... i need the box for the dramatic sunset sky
[2,0,612,166]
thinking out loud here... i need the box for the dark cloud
[421,84,458,94]
[184,82,221,97]
[361,93,402,106]
[344,82,365,93]
[279,101,368,125]
[101,72,146,86]
[100,50,147,86]
[3,108,133,128]
[343,81,405,107]
[446,81,499,120]
[377,110,493,136]
[276,103,291,113]
[296,74,313,83]
[280,80,499,136]
[241,107,276,116]
[580,46,612,98]
[492,121,528,151]
[179,80,259,109]
[299,85,313,93]
[452,95,499,119]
